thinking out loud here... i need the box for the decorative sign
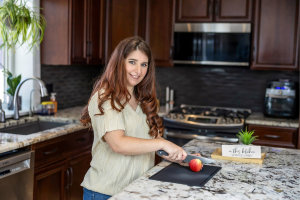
[222,145,261,158]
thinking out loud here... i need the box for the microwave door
[173,23,251,66]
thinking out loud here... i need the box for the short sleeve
[88,94,125,139]
[102,101,125,133]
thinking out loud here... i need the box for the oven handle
[165,131,239,143]
[266,94,295,99]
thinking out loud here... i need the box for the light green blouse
[81,92,155,196]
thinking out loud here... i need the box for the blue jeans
[83,188,111,200]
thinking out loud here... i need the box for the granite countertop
[0,105,167,154]
[110,140,300,200]
[245,112,299,128]
[0,106,86,154]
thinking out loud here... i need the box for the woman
[80,36,195,200]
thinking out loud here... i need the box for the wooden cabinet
[215,0,253,22]
[145,0,175,67]
[34,160,67,200]
[88,0,106,65]
[247,124,298,149]
[70,0,88,64]
[251,0,300,70]
[176,0,213,22]
[41,0,106,65]
[33,129,93,200]
[176,0,253,22]
[67,152,92,200]
[105,0,175,67]
[105,0,145,62]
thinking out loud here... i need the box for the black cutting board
[149,163,221,187]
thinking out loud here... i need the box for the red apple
[189,159,203,172]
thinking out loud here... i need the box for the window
[0,0,4,104]
[0,38,4,104]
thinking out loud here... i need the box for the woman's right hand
[161,140,187,161]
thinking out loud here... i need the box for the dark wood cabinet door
[87,0,106,65]
[215,0,253,22]
[41,0,70,65]
[105,0,144,62]
[70,0,88,64]
[247,124,298,149]
[145,0,175,66]
[176,0,213,22]
[34,160,68,200]
[67,151,92,200]
[251,0,300,70]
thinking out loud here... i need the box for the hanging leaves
[0,0,46,52]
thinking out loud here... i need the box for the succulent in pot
[0,0,46,51]
[237,127,258,145]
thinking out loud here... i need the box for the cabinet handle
[209,0,212,16]
[76,138,87,144]
[169,46,173,59]
[87,41,90,57]
[252,47,255,61]
[90,42,93,57]
[215,0,218,16]
[265,135,281,139]
[43,147,57,155]
[69,167,73,186]
[65,170,70,189]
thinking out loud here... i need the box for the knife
[157,150,215,164]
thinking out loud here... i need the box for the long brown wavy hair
[80,36,163,138]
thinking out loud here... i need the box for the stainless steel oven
[0,147,35,200]
[163,105,251,146]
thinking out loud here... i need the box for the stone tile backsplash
[41,64,299,112]
[155,65,299,112]
[41,65,103,110]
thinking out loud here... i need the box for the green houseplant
[237,127,258,145]
[0,0,46,51]
[1,64,22,110]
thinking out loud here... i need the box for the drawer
[247,124,298,149]
[69,130,93,151]
[35,139,71,164]
[33,129,93,167]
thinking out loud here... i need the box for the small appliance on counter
[264,80,298,118]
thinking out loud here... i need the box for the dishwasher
[0,147,35,200]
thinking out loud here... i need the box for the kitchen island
[110,140,300,200]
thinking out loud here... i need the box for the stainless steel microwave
[173,23,251,66]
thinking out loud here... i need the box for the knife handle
[157,150,169,156]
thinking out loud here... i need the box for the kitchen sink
[0,121,70,135]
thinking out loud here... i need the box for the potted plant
[236,127,258,145]
[1,65,22,110]
[0,0,46,51]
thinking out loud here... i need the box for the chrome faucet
[13,77,49,120]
